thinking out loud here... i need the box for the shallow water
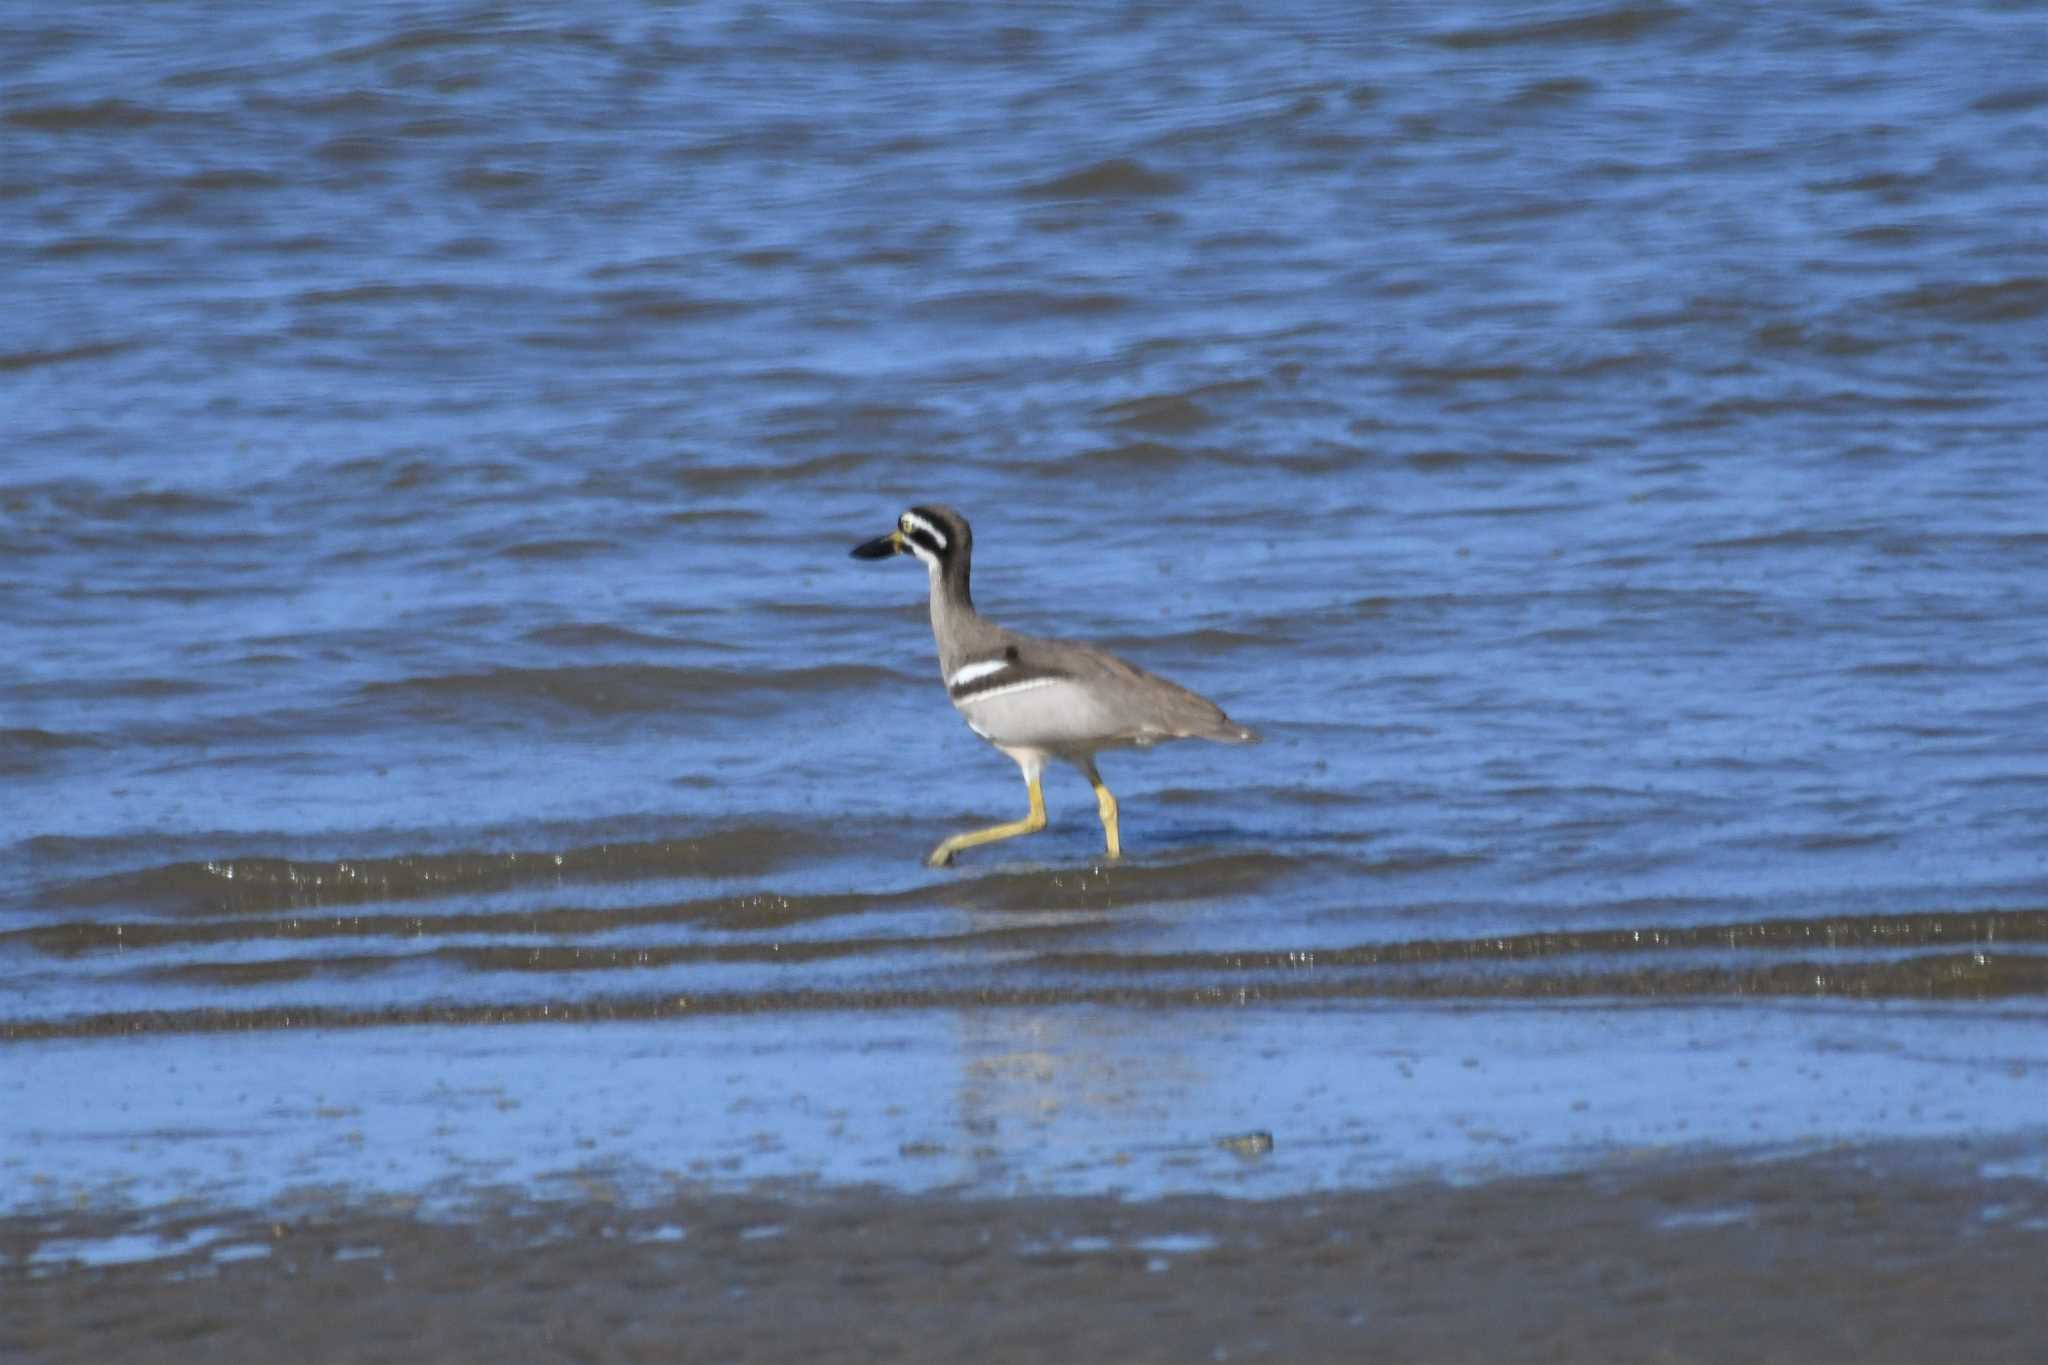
[7,1003,2046,1212]
[5,1,2048,1212]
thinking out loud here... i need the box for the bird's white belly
[954,678,1122,752]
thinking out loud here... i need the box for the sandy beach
[9,1139,2043,1363]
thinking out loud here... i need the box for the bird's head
[850,505,972,577]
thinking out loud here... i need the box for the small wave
[0,728,101,777]
[590,288,751,321]
[326,21,615,67]
[9,887,864,955]
[496,537,618,561]
[1411,499,1595,521]
[39,236,165,258]
[1427,4,1684,49]
[1050,440,1190,472]
[1752,323,1885,357]
[1964,772,2048,792]
[432,235,501,259]
[359,663,903,718]
[9,949,2046,1041]
[0,728,100,752]
[1694,390,1933,420]
[20,853,1297,950]
[1843,223,1922,247]
[1094,395,1217,435]
[0,340,138,373]
[1971,85,2048,115]
[139,953,403,987]
[137,920,1087,988]
[731,247,803,269]
[522,624,716,653]
[40,827,826,915]
[449,165,544,194]
[1341,591,1473,620]
[1040,908,2048,974]
[178,168,285,192]
[1018,158,1185,198]
[91,490,244,518]
[1807,169,1927,198]
[254,233,341,255]
[1090,628,1279,656]
[1043,436,1354,476]
[1404,448,1576,471]
[1848,660,1949,679]
[1,675,215,704]
[907,289,1129,322]
[1510,77,1597,106]
[1155,785,1356,810]
[435,930,1008,974]
[313,133,397,164]
[1695,527,1866,553]
[671,451,874,491]
[74,581,280,606]
[4,98,182,132]
[1560,349,1664,377]
[1886,276,2048,324]
[932,853,1298,916]
[291,281,509,308]
[1791,832,1901,853]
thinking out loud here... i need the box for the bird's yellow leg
[927,770,1047,868]
[1082,759,1121,860]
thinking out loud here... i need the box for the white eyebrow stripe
[900,511,948,549]
[947,659,1010,689]
[953,677,1062,705]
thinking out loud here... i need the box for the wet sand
[8,1140,2042,1364]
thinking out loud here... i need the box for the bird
[851,504,1258,867]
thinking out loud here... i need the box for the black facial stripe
[904,526,947,560]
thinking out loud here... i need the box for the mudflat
[8,1141,2041,1364]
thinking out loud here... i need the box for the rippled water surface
[5,1,2048,1207]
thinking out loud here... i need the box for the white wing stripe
[954,677,1061,704]
[947,658,1010,689]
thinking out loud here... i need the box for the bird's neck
[926,556,976,642]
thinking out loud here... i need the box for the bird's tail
[1201,717,1260,744]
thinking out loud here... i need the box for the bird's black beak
[851,529,906,560]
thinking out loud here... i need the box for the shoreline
[8,1138,2043,1363]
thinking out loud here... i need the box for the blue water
[4,0,2048,1211]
